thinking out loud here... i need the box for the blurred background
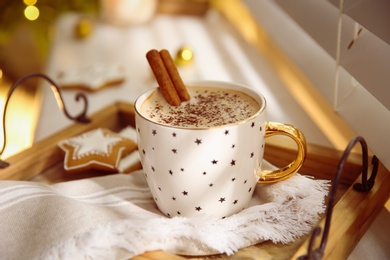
[0,0,100,157]
[0,0,99,78]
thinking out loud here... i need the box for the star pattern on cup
[138,120,261,218]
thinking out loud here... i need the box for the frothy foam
[140,86,260,127]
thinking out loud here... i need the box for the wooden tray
[2,101,389,259]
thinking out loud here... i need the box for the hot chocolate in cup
[135,80,307,219]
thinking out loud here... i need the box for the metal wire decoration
[298,136,379,260]
[0,72,90,168]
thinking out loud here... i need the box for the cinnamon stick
[159,49,190,102]
[146,49,181,106]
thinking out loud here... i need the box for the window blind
[243,0,390,170]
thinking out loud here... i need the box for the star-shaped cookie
[58,128,137,173]
[56,64,125,92]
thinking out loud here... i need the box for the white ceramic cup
[134,81,307,219]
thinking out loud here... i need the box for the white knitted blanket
[0,161,328,259]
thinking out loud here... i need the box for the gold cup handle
[258,122,307,184]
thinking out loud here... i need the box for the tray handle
[0,72,91,168]
[298,136,379,260]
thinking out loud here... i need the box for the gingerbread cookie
[118,151,141,173]
[58,128,136,173]
[56,64,125,92]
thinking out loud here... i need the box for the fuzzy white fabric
[0,161,329,259]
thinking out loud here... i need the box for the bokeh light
[181,49,193,61]
[24,5,40,21]
[24,0,38,6]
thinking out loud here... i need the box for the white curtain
[243,0,390,170]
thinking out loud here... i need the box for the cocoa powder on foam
[140,86,260,127]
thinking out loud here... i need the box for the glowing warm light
[24,0,37,6]
[24,6,40,21]
[212,0,357,150]
[181,49,193,61]
[0,69,3,80]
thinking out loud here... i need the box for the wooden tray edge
[1,101,132,181]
